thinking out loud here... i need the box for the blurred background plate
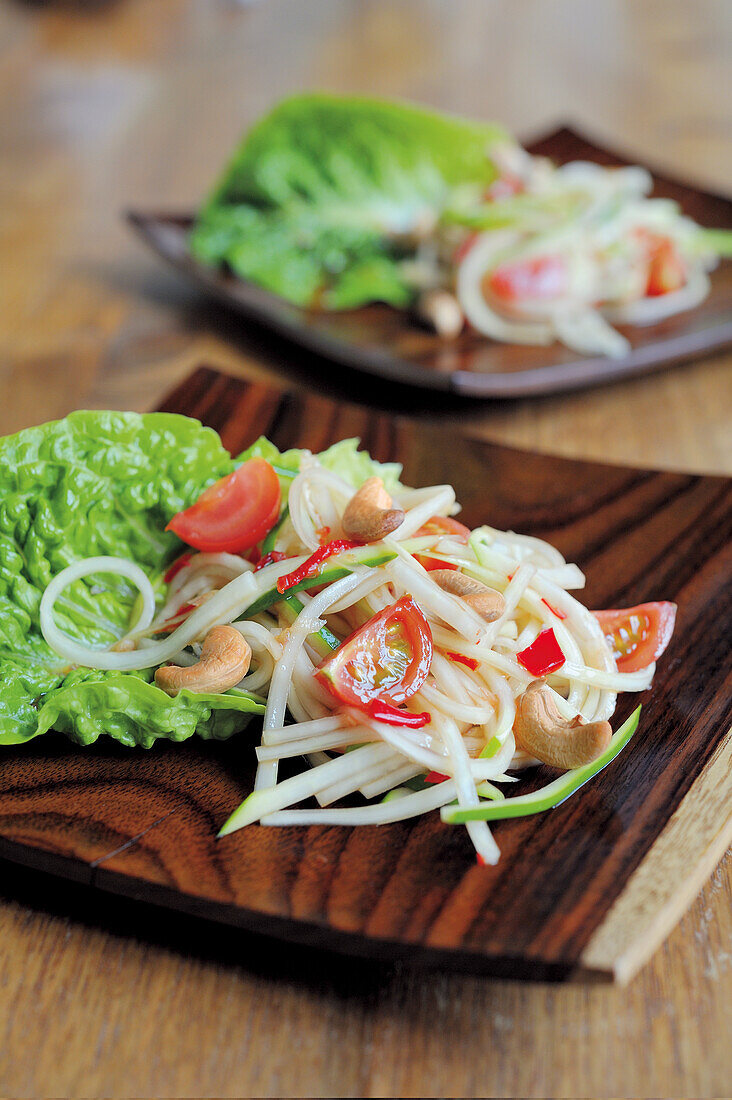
[128,127,732,398]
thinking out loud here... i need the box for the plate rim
[126,122,732,398]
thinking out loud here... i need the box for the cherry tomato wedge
[316,595,433,710]
[415,516,471,572]
[593,602,676,673]
[487,255,567,302]
[167,458,281,555]
[646,236,685,296]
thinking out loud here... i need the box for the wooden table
[1,1,730,1095]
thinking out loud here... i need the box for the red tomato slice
[415,516,471,572]
[167,458,281,555]
[645,236,685,296]
[487,255,568,302]
[316,596,433,709]
[593,601,677,672]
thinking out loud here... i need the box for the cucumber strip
[476,780,505,801]
[280,594,340,658]
[242,549,396,618]
[262,505,289,554]
[268,463,299,480]
[693,228,732,256]
[480,735,502,758]
[244,567,349,616]
[441,706,641,824]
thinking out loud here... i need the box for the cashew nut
[513,681,612,770]
[154,625,251,696]
[430,569,505,623]
[342,477,405,543]
[415,290,465,338]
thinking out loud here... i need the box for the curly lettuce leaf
[0,411,263,748]
[191,93,508,309]
[239,436,403,500]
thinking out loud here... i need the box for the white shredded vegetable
[39,444,671,864]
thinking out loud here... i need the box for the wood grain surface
[2,365,729,984]
[127,128,732,397]
[1,1,731,1096]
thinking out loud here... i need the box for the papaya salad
[190,94,732,360]
[36,433,676,864]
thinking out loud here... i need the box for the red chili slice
[255,550,287,572]
[447,651,479,671]
[163,552,193,585]
[516,627,565,677]
[541,598,567,620]
[276,539,355,594]
[364,700,431,728]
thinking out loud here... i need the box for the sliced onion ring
[40,556,157,668]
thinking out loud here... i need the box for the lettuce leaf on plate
[240,435,403,500]
[0,410,264,748]
[190,93,508,309]
[0,412,402,750]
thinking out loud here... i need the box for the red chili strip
[255,550,287,572]
[516,627,565,677]
[447,651,479,671]
[541,598,567,620]
[425,770,450,784]
[163,552,193,585]
[476,854,487,867]
[153,602,198,635]
[364,700,431,728]
[276,539,355,594]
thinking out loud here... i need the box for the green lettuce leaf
[0,410,264,748]
[239,436,403,499]
[191,93,508,309]
[0,412,403,749]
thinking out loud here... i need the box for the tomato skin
[593,601,677,672]
[487,255,568,302]
[167,458,281,555]
[415,516,471,572]
[316,595,433,709]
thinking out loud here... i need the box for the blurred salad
[191,93,732,359]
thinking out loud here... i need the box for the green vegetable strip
[262,505,289,554]
[243,551,395,618]
[441,707,641,824]
[694,228,732,256]
[279,594,340,659]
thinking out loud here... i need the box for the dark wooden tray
[127,127,732,397]
[1,367,730,982]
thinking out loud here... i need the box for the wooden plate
[127,127,732,397]
[1,367,730,982]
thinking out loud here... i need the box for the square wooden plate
[1,367,730,983]
[127,127,732,397]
